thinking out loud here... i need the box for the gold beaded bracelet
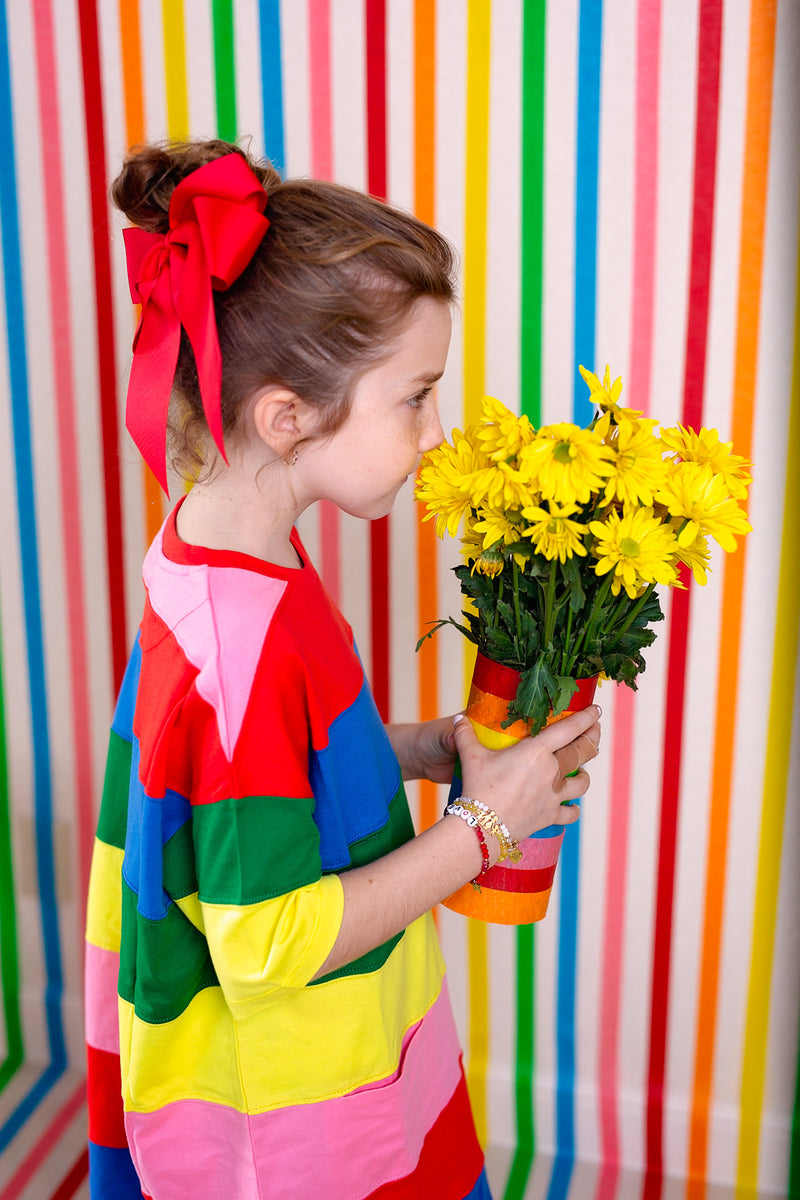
[444,797,522,865]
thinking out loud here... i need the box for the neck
[175,454,304,569]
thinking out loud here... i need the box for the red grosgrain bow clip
[124,154,270,493]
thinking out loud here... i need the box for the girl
[85,140,601,1200]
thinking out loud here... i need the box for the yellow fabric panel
[121,913,445,1114]
[199,874,345,1015]
[86,838,124,952]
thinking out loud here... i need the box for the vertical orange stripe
[414,0,438,836]
[686,3,776,1193]
[118,0,165,543]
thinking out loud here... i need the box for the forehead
[370,297,452,380]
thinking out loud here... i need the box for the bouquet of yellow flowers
[416,367,752,735]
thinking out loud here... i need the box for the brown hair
[112,139,457,479]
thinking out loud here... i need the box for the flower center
[620,537,640,558]
[554,441,574,464]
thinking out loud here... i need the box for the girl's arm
[385,717,457,783]
[314,705,600,978]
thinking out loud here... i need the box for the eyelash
[407,385,433,409]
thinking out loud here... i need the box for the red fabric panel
[87,1043,129,1149]
[369,1070,483,1200]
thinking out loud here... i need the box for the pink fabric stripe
[0,1081,86,1200]
[84,942,121,1054]
[595,4,661,1195]
[31,0,95,931]
[125,982,462,1200]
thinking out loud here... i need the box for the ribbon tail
[125,323,181,495]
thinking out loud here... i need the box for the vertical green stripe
[213,0,237,139]
[519,0,546,425]
[790,1018,800,1199]
[0,619,23,1092]
[505,4,547,1196]
[504,924,537,1200]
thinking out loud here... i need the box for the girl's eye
[407,385,433,409]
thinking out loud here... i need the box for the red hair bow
[124,154,270,494]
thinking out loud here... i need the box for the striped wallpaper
[0,2,798,1199]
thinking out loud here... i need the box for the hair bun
[111,139,278,233]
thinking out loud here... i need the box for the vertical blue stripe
[547,1,603,1197]
[259,0,285,174]
[0,0,66,1151]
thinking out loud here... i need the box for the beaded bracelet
[446,797,523,865]
[443,802,491,888]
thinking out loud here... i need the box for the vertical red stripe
[48,1148,89,1200]
[365,0,390,720]
[643,3,723,1194]
[76,0,128,693]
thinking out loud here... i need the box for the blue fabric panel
[464,1166,494,1199]
[88,1141,143,1198]
[111,635,141,742]
[122,738,191,919]
[309,673,402,871]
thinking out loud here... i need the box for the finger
[553,731,599,785]
[556,800,581,825]
[535,704,602,752]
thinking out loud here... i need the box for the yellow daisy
[475,396,536,462]
[416,427,489,539]
[521,502,589,564]
[603,414,669,506]
[589,507,679,598]
[579,363,643,418]
[519,423,615,504]
[660,423,752,499]
[656,461,752,552]
[674,528,712,587]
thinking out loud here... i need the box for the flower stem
[544,559,557,648]
[561,604,574,674]
[613,581,657,641]
[512,557,523,649]
[565,572,613,674]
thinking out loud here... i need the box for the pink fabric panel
[85,942,121,1054]
[143,526,287,759]
[125,982,462,1200]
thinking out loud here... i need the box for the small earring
[283,448,298,467]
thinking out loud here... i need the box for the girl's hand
[385,718,457,784]
[451,705,601,851]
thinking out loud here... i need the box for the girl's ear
[251,387,313,457]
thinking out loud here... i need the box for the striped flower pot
[442,652,598,925]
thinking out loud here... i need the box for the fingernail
[453,713,465,725]
[595,705,602,717]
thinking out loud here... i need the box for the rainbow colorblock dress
[84,503,487,1200]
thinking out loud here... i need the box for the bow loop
[123,154,270,494]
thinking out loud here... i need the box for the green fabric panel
[312,786,414,984]
[310,931,404,987]
[96,729,132,850]
[341,784,415,869]
[118,881,219,1025]
[193,794,321,905]
[162,821,198,900]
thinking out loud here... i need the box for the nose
[419,402,445,454]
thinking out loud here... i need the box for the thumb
[451,712,478,753]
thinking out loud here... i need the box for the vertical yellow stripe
[162,0,189,139]
[462,0,492,1147]
[463,0,491,426]
[735,233,800,1195]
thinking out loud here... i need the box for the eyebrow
[412,370,444,385]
